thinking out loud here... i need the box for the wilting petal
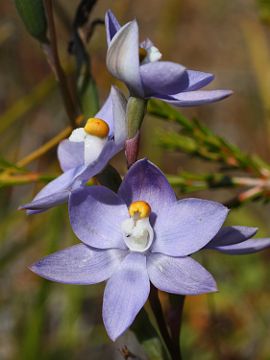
[103,252,150,341]
[140,61,187,96]
[105,9,121,45]
[118,159,176,219]
[205,226,258,249]
[209,238,270,255]
[110,87,127,146]
[185,70,214,91]
[30,244,126,284]
[147,253,217,295]
[107,21,143,97]
[152,198,229,256]
[20,166,84,212]
[69,186,128,249]
[57,140,84,172]
[154,89,233,107]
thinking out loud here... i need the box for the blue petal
[110,87,127,146]
[209,238,270,255]
[140,61,187,96]
[106,21,144,97]
[20,166,84,212]
[152,198,229,256]
[57,140,84,172]
[147,253,217,295]
[30,244,126,284]
[69,186,128,250]
[103,252,149,341]
[105,10,121,45]
[205,226,258,248]
[185,70,214,91]
[118,159,176,218]
[153,90,233,107]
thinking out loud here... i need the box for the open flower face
[31,159,267,342]
[20,87,127,213]
[105,10,232,106]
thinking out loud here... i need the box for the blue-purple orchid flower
[20,87,127,213]
[30,159,270,341]
[105,10,232,106]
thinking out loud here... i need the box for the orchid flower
[105,10,232,106]
[20,87,127,213]
[29,159,270,341]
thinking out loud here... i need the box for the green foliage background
[1,0,270,359]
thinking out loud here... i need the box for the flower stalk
[125,97,147,167]
[149,286,182,360]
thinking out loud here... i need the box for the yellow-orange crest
[84,118,109,138]
[129,201,151,219]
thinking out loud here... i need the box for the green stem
[149,286,182,360]
[126,97,147,139]
[125,97,147,167]
[167,295,185,359]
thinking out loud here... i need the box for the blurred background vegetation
[1,0,270,359]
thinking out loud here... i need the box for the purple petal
[209,238,270,255]
[103,252,150,341]
[185,70,214,91]
[105,10,121,45]
[147,253,217,295]
[106,21,144,97]
[20,166,84,212]
[30,244,126,284]
[69,186,128,250]
[152,198,229,256]
[205,226,258,249]
[154,90,233,107]
[57,140,84,172]
[118,159,176,219]
[140,61,187,96]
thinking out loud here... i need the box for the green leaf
[257,0,270,23]
[149,99,269,175]
[14,0,48,42]
[148,99,193,130]
[96,165,122,192]
[0,156,22,171]
[131,309,169,360]
[77,73,99,118]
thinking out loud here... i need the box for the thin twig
[16,114,84,168]
[0,172,55,186]
[16,127,72,168]
[224,186,264,208]
[43,0,78,127]
[1,116,84,176]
